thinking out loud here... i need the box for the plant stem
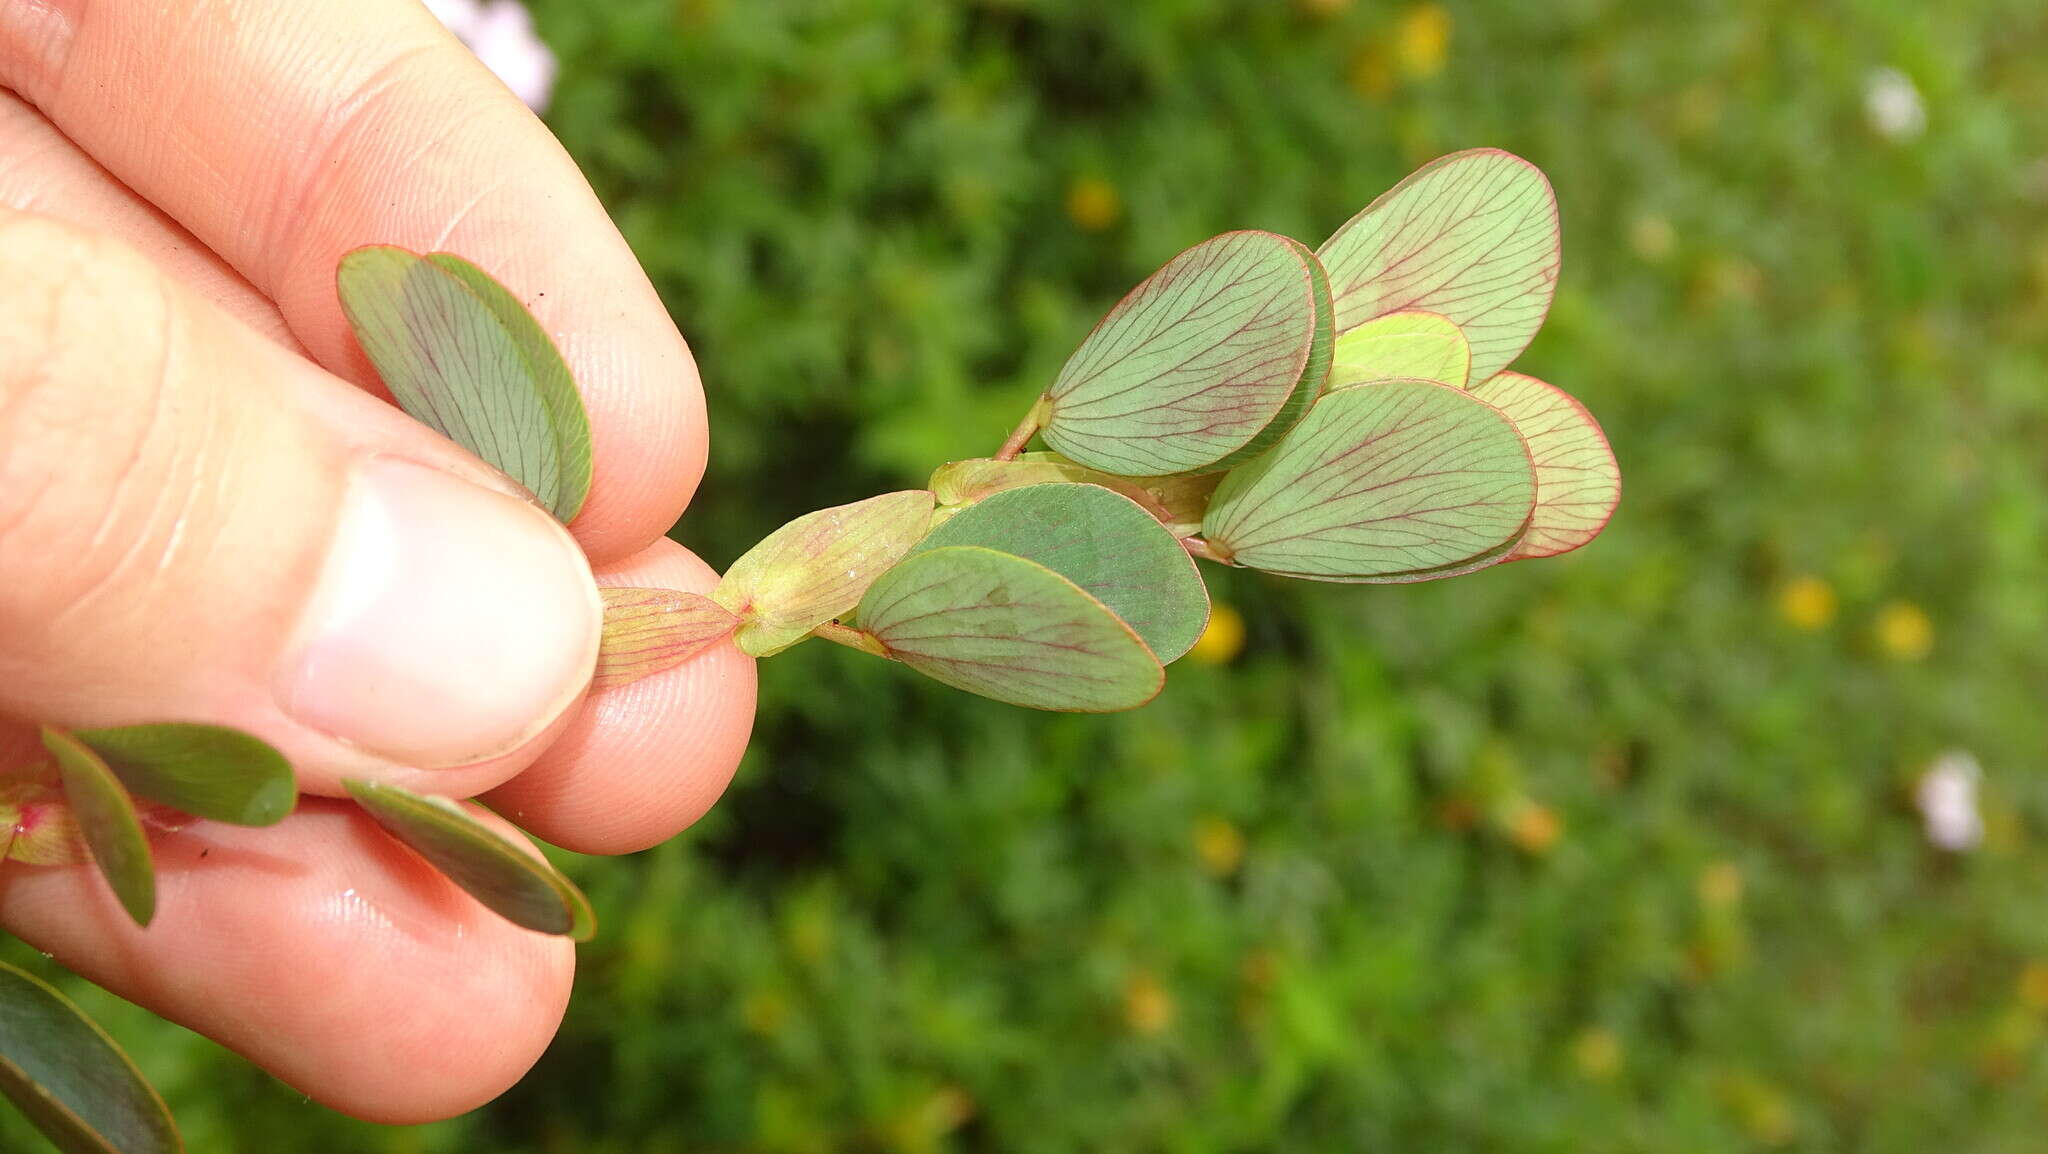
[994,400,1048,461]
[811,621,890,658]
[1182,536,1233,564]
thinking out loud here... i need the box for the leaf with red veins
[855,546,1164,712]
[595,588,742,689]
[1203,379,1537,580]
[911,483,1209,663]
[1318,149,1560,384]
[711,490,937,657]
[1469,371,1620,559]
[1041,231,1328,476]
[337,247,593,524]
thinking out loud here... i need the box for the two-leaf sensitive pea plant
[0,150,1615,1152]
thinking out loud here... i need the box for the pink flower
[428,0,558,114]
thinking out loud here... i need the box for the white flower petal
[1863,67,1926,141]
[1915,750,1983,852]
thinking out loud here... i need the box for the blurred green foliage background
[11,0,2048,1149]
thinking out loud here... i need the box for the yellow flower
[1629,213,1676,263]
[1186,603,1247,664]
[1571,1027,1623,1080]
[1776,575,1837,631]
[1738,1089,1795,1146]
[786,907,832,964]
[2018,960,2048,1014]
[1346,43,1394,102]
[1123,971,1175,1035]
[886,1085,976,1149]
[741,989,790,1037]
[1874,600,1933,661]
[1694,253,1763,306]
[1064,176,1121,232]
[1980,1006,2041,1082]
[1507,800,1562,855]
[1194,817,1246,877]
[1674,83,1723,136]
[1697,861,1744,908]
[1394,4,1451,79]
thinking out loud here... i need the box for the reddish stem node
[812,621,890,658]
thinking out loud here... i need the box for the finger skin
[0,106,763,848]
[0,208,594,798]
[0,90,297,348]
[0,0,706,563]
[489,538,757,854]
[0,786,576,1126]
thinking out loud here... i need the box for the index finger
[0,0,702,563]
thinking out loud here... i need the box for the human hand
[0,0,754,1124]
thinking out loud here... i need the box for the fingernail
[280,458,601,768]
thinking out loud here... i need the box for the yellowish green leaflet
[1040,231,1325,476]
[3,763,191,870]
[1203,379,1536,580]
[911,483,1209,663]
[1,762,89,866]
[1329,310,1471,389]
[0,961,183,1154]
[345,780,595,941]
[337,246,594,524]
[712,490,936,657]
[39,728,156,928]
[856,546,1165,711]
[1468,371,1621,560]
[71,724,294,827]
[1318,149,1559,384]
[595,588,742,689]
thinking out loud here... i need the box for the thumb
[0,211,602,797]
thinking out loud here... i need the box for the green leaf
[69,725,294,828]
[929,453,1222,537]
[1040,231,1327,476]
[1329,310,1471,389]
[1265,521,1530,585]
[0,961,182,1154]
[595,588,742,689]
[1202,380,1536,581]
[1198,236,1335,473]
[712,490,936,657]
[39,729,155,928]
[344,780,595,941]
[1318,149,1560,384]
[1469,371,1621,560]
[337,246,594,523]
[856,546,1164,712]
[912,483,1209,664]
